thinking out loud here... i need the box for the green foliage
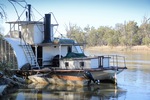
[65,17,150,47]
[0,61,14,71]
[143,37,150,46]
[0,61,15,77]
[87,27,98,46]
[65,23,84,43]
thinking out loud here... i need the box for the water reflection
[1,83,126,100]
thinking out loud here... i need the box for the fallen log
[0,76,27,96]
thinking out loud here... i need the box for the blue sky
[1,0,150,36]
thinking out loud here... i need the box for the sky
[1,0,150,36]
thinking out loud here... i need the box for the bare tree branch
[0,4,7,19]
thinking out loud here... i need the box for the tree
[0,4,6,19]
[125,21,139,46]
[96,26,107,46]
[0,3,6,36]
[105,28,119,47]
[115,23,127,46]
[64,18,150,47]
[139,16,150,46]
[87,26,97,46]
[83,25,91,44]
[65,23,84,43]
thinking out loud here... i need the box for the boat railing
[103,55,126,68]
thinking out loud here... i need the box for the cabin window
[80,62,84,68]
[65,62,69,67]
[67,46,72,53]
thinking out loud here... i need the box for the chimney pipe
[43,14,51,43]
[28,4,31,21]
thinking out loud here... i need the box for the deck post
[59,44,61,67]
[0,39,2,62]
[4,40,6,61]
[98,56,103,68]
[35,45,38,67]
[114,72,117,85]
[9,23,11,37]
[116,55,118,68]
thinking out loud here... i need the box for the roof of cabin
[6,21,43,25]
[37,38,86,46]
[6,21,59,26]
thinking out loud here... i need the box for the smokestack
[28,4,31,21]
[43,14,51,43]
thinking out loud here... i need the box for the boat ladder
[22,44,40,69]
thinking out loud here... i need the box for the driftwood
[0,75,27,96]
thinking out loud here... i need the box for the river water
[1,51,150,100]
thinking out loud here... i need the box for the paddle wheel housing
[0,37,18,69]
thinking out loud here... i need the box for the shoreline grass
[85,45,150,54]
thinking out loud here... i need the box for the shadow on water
[0,83,127,100]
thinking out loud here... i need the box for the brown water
[1,51,150,100]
